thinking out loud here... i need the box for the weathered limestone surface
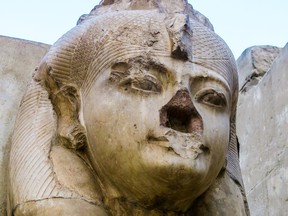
[237,44,288,216]
[0,36,50,216]
[237,45,281,92]
[6,1,249,215]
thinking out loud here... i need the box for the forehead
[80,11,237,95]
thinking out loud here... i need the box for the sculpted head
[11,0,246,214]
[41,0,237,209]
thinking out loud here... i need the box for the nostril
[166,107,192,133]
[161,106,203,134]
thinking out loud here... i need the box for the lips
[147,129,209,159]
[147,135,170,148]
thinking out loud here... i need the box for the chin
[135,158,214,212]
[140,144,213,184]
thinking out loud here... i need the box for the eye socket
[195,89,227,108]
[109,62,164,94]
[109,71,128,83]
[109,62,131,83]
[131,75,162,93]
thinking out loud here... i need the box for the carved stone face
[83,54,231,209]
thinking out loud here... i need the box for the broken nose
[159,90,203,134]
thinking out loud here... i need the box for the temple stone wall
[0,36,50,215]
[237,44,288,216]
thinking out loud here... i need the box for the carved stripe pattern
[8,81,79,207]
[9,81,58,205]
[227,121,244,187]
[191,23,238,91]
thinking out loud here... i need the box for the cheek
[83,92,142,175]
[200,110,230,161]
[84,89,163,149]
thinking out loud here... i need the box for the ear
[51,84,87,150]
[41,65,87,150]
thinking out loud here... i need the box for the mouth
[147,129,210,159]
[147,135,169,146]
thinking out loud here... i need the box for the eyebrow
[125,56,170,75]
[190,71,231,93]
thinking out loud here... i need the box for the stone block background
[237,44,288,216]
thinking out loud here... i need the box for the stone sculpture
[8,0,249,215]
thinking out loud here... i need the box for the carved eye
[196,89,227,108]
[109,62,163,94]
[131,75,162,93]
[109,62,130,83]
[109,71,128,83]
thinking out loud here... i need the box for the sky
[0,0,287,59]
